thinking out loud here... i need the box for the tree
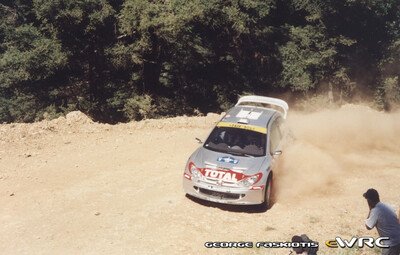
[33,0,118,119]
[1,0,400,123]
[0,3,67,122]
[117,0,278,113]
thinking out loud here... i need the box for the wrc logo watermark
[325,237,389,248]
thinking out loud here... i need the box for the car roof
[220,105,278,128]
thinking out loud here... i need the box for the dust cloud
[275,104,400,201]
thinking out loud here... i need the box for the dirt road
[1,106,399,255]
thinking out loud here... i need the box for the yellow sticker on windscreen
[216,122,267,134]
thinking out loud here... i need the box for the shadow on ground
[185,194,275,214]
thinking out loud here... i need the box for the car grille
[197,187,242,200]
[201,177,238,187]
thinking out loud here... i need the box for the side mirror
[272,150,282,156]
[195,138,203,144]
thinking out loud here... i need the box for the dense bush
[123,94,155,120]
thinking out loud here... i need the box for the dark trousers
[382,243,400,255]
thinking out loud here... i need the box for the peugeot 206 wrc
[183,95,288,209]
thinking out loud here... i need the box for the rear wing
[235,95,289,119]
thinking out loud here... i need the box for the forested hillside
[1,0,399,123]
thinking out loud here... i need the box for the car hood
[192,146,268,176]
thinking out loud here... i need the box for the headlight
[238,174,261,187]
[191,168,201,179]
[189,163,202,179]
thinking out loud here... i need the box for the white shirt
[366,202,400,246]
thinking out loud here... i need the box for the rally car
[183,95,288,209]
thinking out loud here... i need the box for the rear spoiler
[235,95,289,119]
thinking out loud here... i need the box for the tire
[257,177,272,212]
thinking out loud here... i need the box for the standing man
[364,188,400,255]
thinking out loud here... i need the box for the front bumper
[183,177,264,205]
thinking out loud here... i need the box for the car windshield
[203,126,266,157]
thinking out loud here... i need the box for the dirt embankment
[0,106,399,255]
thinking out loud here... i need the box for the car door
[267,116,283,177]
[269,116,283,156]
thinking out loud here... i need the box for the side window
[269,118,282,153]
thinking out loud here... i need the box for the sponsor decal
[203,169,239,182]
[195,167,257,184]
[216,122,267,134]
[217,156,239,164]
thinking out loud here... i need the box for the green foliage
[0,0,399,123]
[123,94,155,120]
[8,93,40,122]
[154,96,191,117]
[378,38,400,109]
[41,104,66,120]
[122,93,192,121]
[381,76,400,110]
[33,0,117,115]
[279,25,337,91]
[0,25,67,88]
[0,96,11,123]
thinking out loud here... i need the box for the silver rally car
[183,95,288,209]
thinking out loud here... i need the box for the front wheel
[257,177,273,212]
